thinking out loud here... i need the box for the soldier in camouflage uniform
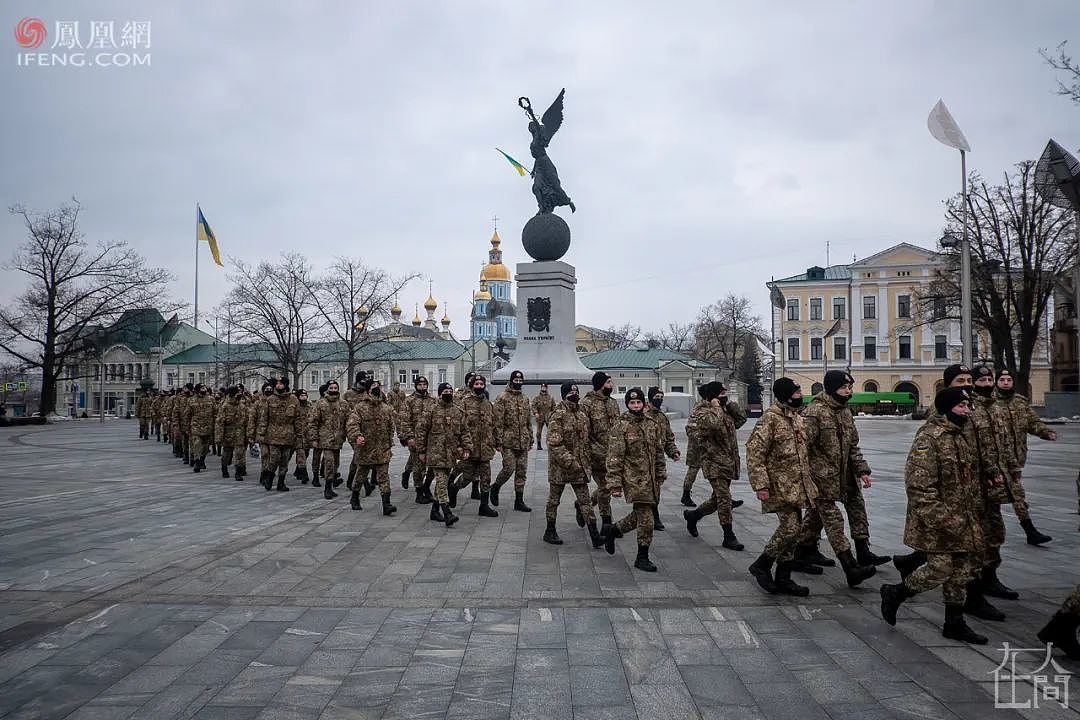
[491,370,534,512]
[178,384,195,464]
[746,378,817,597]
[451,375,499,518]
[388,382,406,413]
[249,381,274,467]
[256,377,300,492]
[188,384,217,472]
[417,382,472,526]
[446,372,476,493]
[346,378,398,514]
[683,382,750,551]
[135,389,152,439]
[159,391,172,445]
[215,386,248,479]
[398,376,436,502]
[1038,586,1080,661]
[342,373,368,492]
[582,371,620,528]
[531,383,555,450]
[680,388,704,509]
[310,384,328,484]
[292,389,312,484]
[308,380,347,492]
[995,368,1057,545]
[543,383,600,546]
[602,388,667,572]
[644,387,679,531]
[879,387,989,645]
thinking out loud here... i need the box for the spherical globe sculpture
[522,213,571,262]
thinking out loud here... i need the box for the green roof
[164,339,467,365]
[78,309,214,354]
[771,264,852,284]
[581,348,718,371]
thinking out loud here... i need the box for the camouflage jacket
[581,390,620,468]
[546,400,591,484]
[188,395,217,437]
[295,400,311,448]
[343,385,365,410]
[996,393,1053,468]
[492,387,533,451]
[151,395,165,420]
[215,398,248,445]
[969,395,1018,504]
[257,392,300,446]
[307,396,348,449]
[903,415,984,553]
[531,392,555,422]
[346,394,396,465]
[746,402,817,513]
[178,394,194,431]
[248,395,269,443]
[163,396,175,426]
[135,395,152,418]
[802,393,870,500]
[397,391,435,443]
[388,388,406,412]
[461,392,497,461]
[688,401,746,481]
[645,406,679,460]
[606,411,665,504]
[416,399,472,469]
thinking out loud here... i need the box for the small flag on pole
[927,99,971,152]
[495,147,529,177]
[196,205,224,267]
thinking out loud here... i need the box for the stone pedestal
[492,261,592,387]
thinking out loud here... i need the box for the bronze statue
[519,90,575,215]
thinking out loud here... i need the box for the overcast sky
[2,1,1078,339]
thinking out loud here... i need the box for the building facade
[581,347,742,402]
[766,243,1053,406]
[471,230,517,344]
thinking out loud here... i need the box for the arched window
[863,380,879,392]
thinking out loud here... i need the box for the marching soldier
[447,372,476,495]
[256,377,300,492]
[160,390,173,445]
[1038,587,1080,661]
[450,375,499,518]
[582,371,620,530]
[995,368,1057,545]
[398,376,436,502]
[293,388,312,484]
[249,381,274,467]
[343,372,367,491]
[188,384,217,472]
[746,378,817,597]
[644,387,679,531]
[543,382,600,547]
[879,387,989,644]
[178,383,194,464]
[135,388,152,440]
[215,385,248,479]
[491,370,533,512]
[311,383,328,485]
[602,388,666,572]
[308,380,348,495]
[531,383,555,450]
[346,378,398,514]
[388,381,406,412]
[417,382,472,527]
[680,385,705,509]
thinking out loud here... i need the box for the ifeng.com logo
[13,17,151,68]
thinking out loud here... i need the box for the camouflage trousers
[495,448,528,492]
[312,448,322,476]
[903,551,978,605]
[457,458,491,492]
[615,502,655,547]
[763,509,804,562]
[222,444,246,472]
[138,418,150,438]
[1005,474,1031,522]
[357,464,390,495]
[696,474,735,524]
[798,499,852,554]
[191,434,212,462]
[980,502,1006,569]
[264,445,294,476]
[259,443,270,463]
[842,477,870,539]
[1062,586,1080,616]
[294,447,308,471]
[407,447,426,487]
[181,431,191,460]
[319,449,341,480]
[535,419,547,446]
[589,462,612,520]
[682,464,701,492]
[431,468,453,505]
[546,481,594,524]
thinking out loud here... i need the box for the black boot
[799,542,835,567]
[543,521,563,545]
[442,503,458,527]
[333,473,343,488]
[602,523,623,555]
[298,467,310,485]
[222,462,230,478]
[364,469,376,497]
[514,491,531,512]
[574,501,586,527]
[634,545,657,572]
[837,550,876,588]
[235,466,245,481]
[346,465,356,491]
[350,490,361,510]
[721,523,744,551]
[1038,612,1080,660]
[275,474,290,492]
[683,508,702,538]
[651,506,665,531]
[192,458,201,473]
[430,502,444,522]
[293,467,301,480]
[537,439,543,451]
[731,499,744,509]
[470,481,481,500]
[311,474,321,487]
[963,580,1005,622]
[448,479,460,509]
[489,479,503,507]
[854,538,891,567]
[587,521,603,549]
[982,567,1020,600]
[381,492,397,516]
[261,470,273,491]
[680,488,696,507]
[478,494,499,518]
[415,487,433,505]
[323,481,337,499]
[1020,518,1052,546]
[749,553,778,594]
[879,583,912,626]
[401,469,410,489]
[773,561,810,597]
[893,550,926,581]
[942,604,988,644]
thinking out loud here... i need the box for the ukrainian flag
[496,147,529,177]
[196,205,224,267]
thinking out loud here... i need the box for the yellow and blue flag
[196,205,224,267]
[496,147,529,177]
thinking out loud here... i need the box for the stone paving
[0,417,1077,719]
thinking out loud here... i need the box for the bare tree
[308,257,418,385]
[224,252,327,388]
[604,322,642,350]
[1040,41,1080,105]
[736,341,765,405]
[907,162,1075,394]
[694,294,765,371]
[644,322,695,353]
[0,201,176,415]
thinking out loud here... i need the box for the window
[833,337,847,360]
[166,372,175,387]
[935,335,948,360]
[810,298,823,321]
[135,364,142,380]
[187,372,195,384]
[832,297,846,320]
[198,372,206,384]
[863,296,876,319]
[398,370,407,385]
[811,337,822,360]
[899,335,912,359]
[311,371,319,386]
[94,364,100,380]
[864,336,877,360]
[787,337,800,361]
[411,369,420,382]
[671,386,684,393]
[438,368,447,384]
[323,370,331,382]
[897,294,910,318]
[786,299,799,321]
[932,297,947,320]
[864,380,879,392]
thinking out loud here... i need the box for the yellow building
[766,243,1052,406]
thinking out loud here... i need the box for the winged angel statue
[519,89,576,214]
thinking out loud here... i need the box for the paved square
[0,418,1077,719]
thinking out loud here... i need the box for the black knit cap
[437,382,453,395]
[414,375,428,386]
[972,364,994,381]
[823,370,853,394]
[561,382,578,399]
[591,371,610,390]
[647,386,662,401]
[699,381,726,401]
[935,386,970,415]
[510,370,524,382]
[943,364,971,387]
[772,377,799,403]
[360,377,374,392]
[996,368,1012,381]
[277,376,290,390]
[295,388,307,398]
[624,387,645,407]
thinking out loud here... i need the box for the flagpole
[194,203,200,330]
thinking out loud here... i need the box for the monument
[492,89,593,387]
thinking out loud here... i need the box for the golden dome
[390,298,402,318]
[479,229,510,282]
[474,280,492,301]
[490,229,501,247]
[441,311,451,326]
[424,281,438,311]
[411,304,422,326]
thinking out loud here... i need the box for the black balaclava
[561,382,579,404]
[296,389,308,403]
[823,370,853,405]
[510,370,524,391]
[472,376,486,396]
[263,379,275,397]
[591,371,610,394]
[647,386,663,410]
[996,368,1015,398]
[971,365,994,397]
[625,387,645,415]
[773,377,801,409]
[326,382,340,399]
[935,387,970,427]
[539,384,548,394]
[370,384,382,398]
[438,382,454,403]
